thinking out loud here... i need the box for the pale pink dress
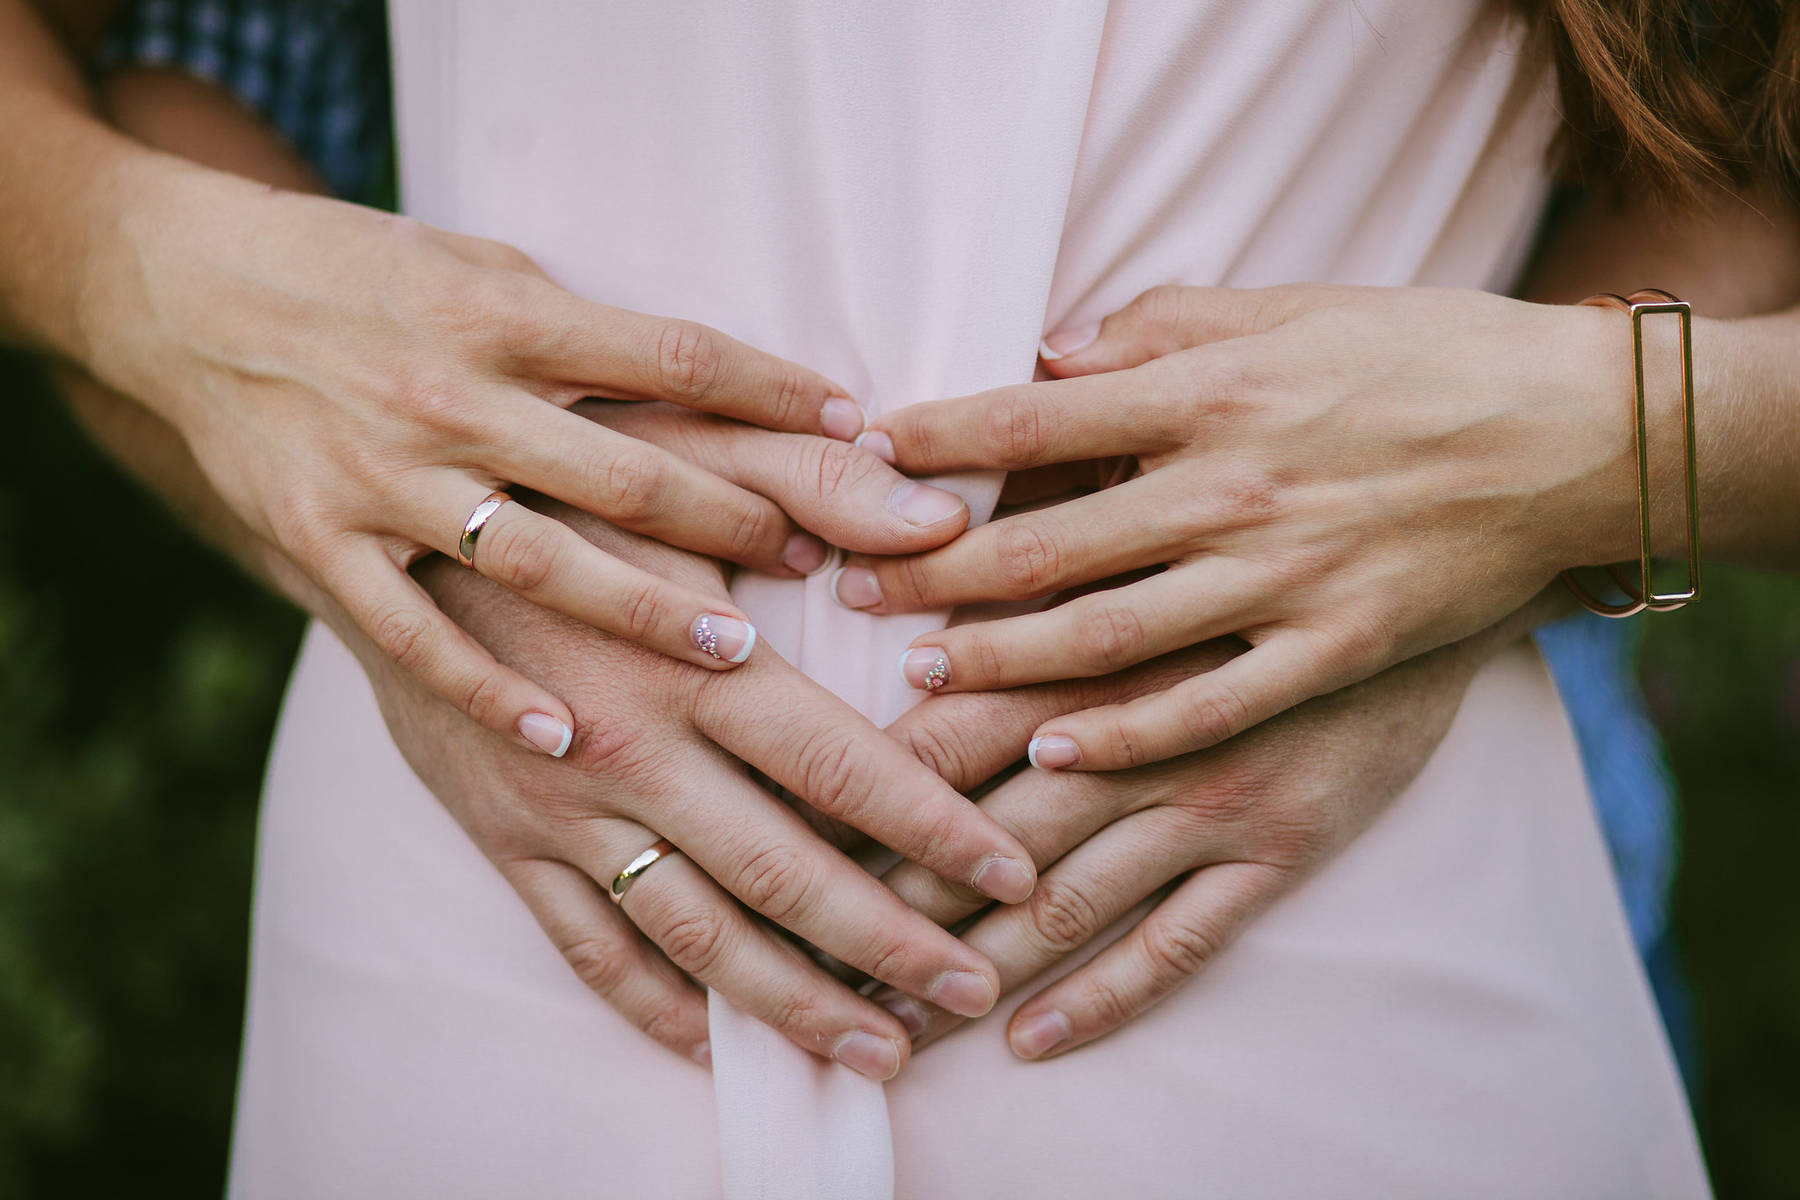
[227,2,1710,1196]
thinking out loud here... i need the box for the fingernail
[928,970,996,1018]
[820,397,865,441]
[880,995,930,1039]
[692,613,758,663]
[855,430,896,464]
[888,480,966,528]
[782,532,831,575]
[1027,735,1080,769]
[517,712,573,758]
[1011,1009,1072,1059]
[1038,322,1100,361]
[830,565,883,609]
[898,647,950,691]
[972,854,1035,904]
[691,1040,712,1067]
[832,1030,902,1080]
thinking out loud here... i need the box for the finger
[874,806,1204,1049]
[428,486,763,670]
[863,363,1184,475]
[607,841,915,1080]
[880,760,1130,934]
[490,401,824,575]
[581,405,969,556]
[695,660,1040,905]
[1006,861,1284,1059]
[893,560,1266,693]
[1030,630,1357,769]
[831,480,1178,613]
[497,856,710,1063]
[884,641,1243,793]
[506,285,865,439]
[1038,284,1343,377]
[332,543,576,756]
[639,753,1008,1017]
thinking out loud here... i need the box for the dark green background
[2,351,1798,1197]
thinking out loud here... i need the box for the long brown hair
[1516,0,1800,201]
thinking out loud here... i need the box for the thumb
[1039,283,1343,377]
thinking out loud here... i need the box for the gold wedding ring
[609,839,679,904]
[456,491,512,569]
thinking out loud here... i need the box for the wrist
[1548,300,1705,571]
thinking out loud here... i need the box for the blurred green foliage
[0,347,1796,1197]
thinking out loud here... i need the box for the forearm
[1522,183,1800,570]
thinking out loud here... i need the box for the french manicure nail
[830,565,884,609]
[1027,735,1081,769]
[880,995,930,1039]
[832,1030,902,1080]
[972,854,1035,904]
[820,397,865,441]
[1038,321,1101,361]
[691,1040,712,1067]
[889,480,966,528]
[782,531,831,575]
[855,430,897,464]
[692,613,758,663]
[928,970,996,1018]
[517,712,573,758]
[899,647,950,691]
[1011,1009,1072,1059]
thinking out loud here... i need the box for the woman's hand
[837,284,1639,767]
[76,164,969,755]
[866,624,1494,1058]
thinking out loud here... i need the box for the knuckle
[735,844,819,925]
[892,722,964,781]
[993,520,1063,596]
[635,997,695,1048]
[764,989,824,1040]
[1179,685,1253,749]
[1076,972,1139,1031]
[569,716,649,776]
[1072,603,1148,673]
[1131,284,1189,330]
[1140,919,1218,986]
[763,363,809,428]
[457,668,510,728]
[1212,465,1281,523]
[370,604,434,671]
[653,321,724,405]
[657,904,730,976]
[1024,876,1102,957]
[616,581,669,644]
[597,448,668,522]
[793,732,865,821]
[807,439,861,498]
[486,517,563,594]
[722,500,780,563]
[390,378,481,435]
[979,390,1049,466]
[561,935,630,997]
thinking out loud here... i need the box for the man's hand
[865,624,1510,1059]
[361,501,1037,1081]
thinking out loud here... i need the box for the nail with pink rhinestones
[899,647,950,691]
[691,613,758,664]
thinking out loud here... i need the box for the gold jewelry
[456,491,512,570]
[1560,289,1701,618]
[609,838,678,904]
